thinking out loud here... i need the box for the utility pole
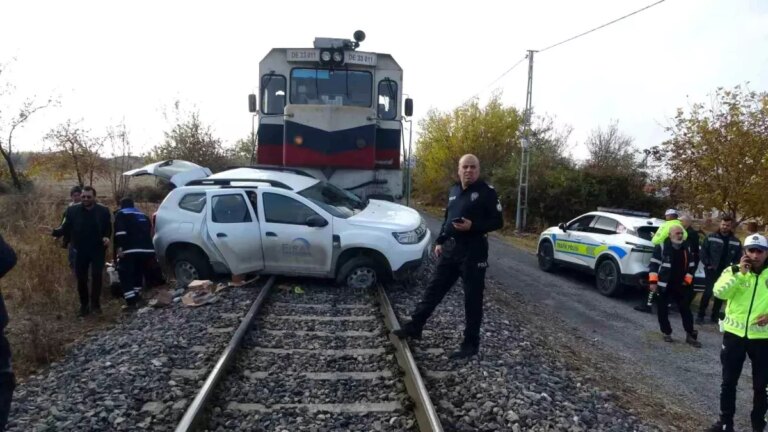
[515,50,536,232]
[249,114,261,165]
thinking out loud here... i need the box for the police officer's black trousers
[410,254,486,347]
[699,268,724,320]
[75,247,105,310]
[719,332,768,429]
[118,253,153,305]
[0,292,15,430]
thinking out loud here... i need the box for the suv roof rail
[186,178,293,190]
[596,207,652,218]
[225,165,316,179]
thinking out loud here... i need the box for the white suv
[537,208,705,296]
[125,160,431,289]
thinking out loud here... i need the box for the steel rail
[377,284,443,432]
[175,275,276,432]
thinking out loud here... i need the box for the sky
[1,0,766,161]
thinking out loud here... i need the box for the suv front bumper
[393,244,430,281]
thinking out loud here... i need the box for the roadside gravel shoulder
[486,278,697,431]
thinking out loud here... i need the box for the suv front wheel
[172,250,213,288]
[338,256,380,290]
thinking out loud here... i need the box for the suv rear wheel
[172,250,213,288]
[337,256,380,290]
[595,258,622,297]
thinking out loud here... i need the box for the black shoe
[449,344,479,360]
[686,333,702,348]
[663,334,673,343]
[633,304,652,313]
[392,321,422,340]
[77,305,90,318]
[706,421,734,432]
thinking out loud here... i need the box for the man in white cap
[652,209,688,245]
[706,234,768,432]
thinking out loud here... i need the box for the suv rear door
[205,189,265,275]
[257,190,333,275]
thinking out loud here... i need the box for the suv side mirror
[306,215,328,228]
[404,98,413,117]
[558,223,567,232]
[248,94,257,113]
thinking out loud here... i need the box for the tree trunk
[0,148,23,190]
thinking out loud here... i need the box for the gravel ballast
[6,282,263,432]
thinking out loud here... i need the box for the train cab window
[378,79,398,120]
[290,68,372,107]
[261,74,286,115]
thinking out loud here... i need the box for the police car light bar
[596,207,651,218]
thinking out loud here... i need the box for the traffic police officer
[114,198,155,310]
[394,154,503,359]
[707,234,768,432]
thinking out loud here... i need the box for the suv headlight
[392,219,427,244]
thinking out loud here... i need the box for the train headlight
[320,51,332,62]
[294,135,304,146]
[332,51,343,62]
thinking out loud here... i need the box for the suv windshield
[298,181,367,218]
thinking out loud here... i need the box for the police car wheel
[538,241,556,272]
[173,250,212,288]
[595,259,622,297]
[339,257,379,290]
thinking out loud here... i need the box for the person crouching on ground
[648,225,701,347]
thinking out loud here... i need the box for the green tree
[660,85,768,222]
[413,93,523,203]
[44,120,106,187]
[227,137,255,166]
[584,120,641,175]
[153,103,227,172]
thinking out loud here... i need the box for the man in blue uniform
[394,154,504,359]
[114,198,155,310]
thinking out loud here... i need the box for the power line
[538,0,666,53]
[462,55,527,104]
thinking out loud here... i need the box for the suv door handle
[216,233,227,238]
[266,232,277,237]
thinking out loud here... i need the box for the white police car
[537,208,705,296]
[124,160,431,289]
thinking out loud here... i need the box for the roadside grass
[0,181,161,379]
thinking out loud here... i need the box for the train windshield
[290,68,372,107]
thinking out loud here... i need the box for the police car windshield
[298,181,366,218]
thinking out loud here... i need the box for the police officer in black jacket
[53,186,112,317]
[0,233,17,430]
[394,154,504,359]
[114,198,155,310]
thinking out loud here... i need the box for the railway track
[174,276,443,432]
